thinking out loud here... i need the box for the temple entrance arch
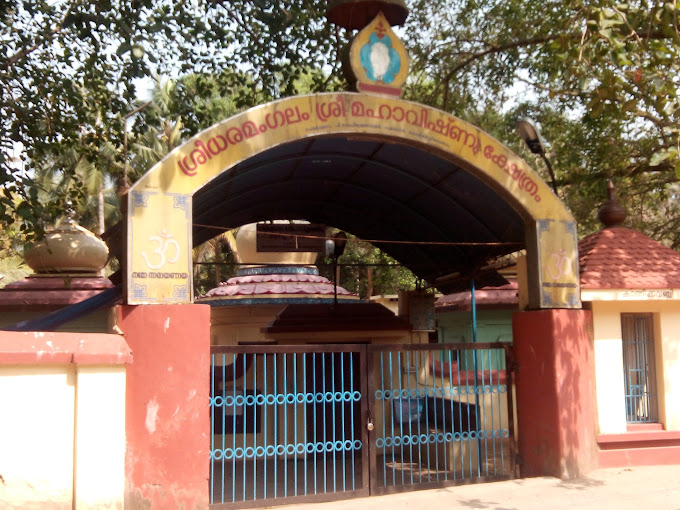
[126,92,580,309]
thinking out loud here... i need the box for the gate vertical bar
[322,352,328,493]
[253,353,258,500]
[505,344,517,477]
[273,353,278,498]
[406,350,414,485]
[331,352,337,493]
[303,353,308,496]
[283,353,288,497]
[365,345,377,496]
[263,353,268,499]
[293,352,298,496]
[340,352,346,492]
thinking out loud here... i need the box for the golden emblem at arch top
[349,12,409,97]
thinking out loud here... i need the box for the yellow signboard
[536,219,580,308]
[128,191,192,304]
[126,93,580,308]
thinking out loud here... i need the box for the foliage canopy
[1,0,679,254]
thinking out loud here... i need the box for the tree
[318,235,417,299]
[3,0,679,252]
[403,1,679,242]
[1,0,337,239]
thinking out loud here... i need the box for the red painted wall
[118,304,210,510]
[513,309,598,478]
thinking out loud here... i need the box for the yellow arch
[127,93,580,308]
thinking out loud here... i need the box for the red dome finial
[598,179,627,228]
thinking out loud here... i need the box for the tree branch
[3,2,77,69]
[427,34,566,103]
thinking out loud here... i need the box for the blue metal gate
[367,343,515,494]
[210,344,369,508]
[209,342,515,508]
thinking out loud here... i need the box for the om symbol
[547,249,572,281]
[141,230,180,270]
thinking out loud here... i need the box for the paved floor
[280,465,680,510]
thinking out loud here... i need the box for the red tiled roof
[578,227,680,289]
[198,272,357,299]
[435,280,518,311]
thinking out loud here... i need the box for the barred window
[621,314,658,423]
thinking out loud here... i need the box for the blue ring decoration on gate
[401,389,409,398]
[503,429,510,438]
[225,395,234,406]
[276,445,285,455]
[335,440,344,451]
[491,386,499,394]
[383,389,392,399]
[453,432,462,440]
[469,431,477,439]
[477,431,485,439]
[462,432,469,440]
[276,394,286,404]
[246,395,256,405]
[296,443,305,454]
[353,440,362,450]
[343,391,352,401]
[265,394,276,405]
[306,443,316,453]
[500,385,507,393]
[451,387,459,396]
[375,390,384,400]
[384,437,393,447]
[435,388,443,397]
[393,437,402,447]
[225,449,234,460]
[296,393,305,403]
[286,444,296,455]
[315,392,324,403]
[437,433,445,443]
[234,448,245,459]
[352,391,361,401]
[409,389,418,398]
[344,440,353,450]
[493,430,501,438]
[325,442,334,452]
[305,393,315,403]
[266,445,276,456]
[484,386,492,394]
[445,432,453,442]
[376,438,384,448]
[428,433,436,443]
[324,391,334,402]
[212,449,223,460]
[286,393,296,404]
[333,392,343,401]
[256,446,266,457]
[214,396,224,407]
[419,434,428,444]
[403,435,412,446]
[315,443,325,453]
[256,394,266,405]
[245,447,255,458]
[234,395,245,406]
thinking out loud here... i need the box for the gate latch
[367,416,374,431]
